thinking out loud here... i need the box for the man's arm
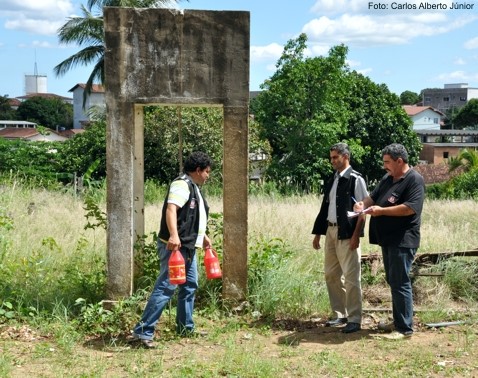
[165,203,181,251]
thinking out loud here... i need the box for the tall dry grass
[3,189,478,271]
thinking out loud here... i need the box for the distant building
[69,84,105,129]
[421,83,478,113]
[0,120,37,129]
[415,129,478,165]
[16,92,73,105]
[403,105,444,131]
[0,125,68,142]
[25,74,47,94]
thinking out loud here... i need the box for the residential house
[403,105,443,132]
[0,126,68,142]
[69,84,105,129]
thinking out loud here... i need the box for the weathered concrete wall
[104,8,249,301]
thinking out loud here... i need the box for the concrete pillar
[104,8,249,302]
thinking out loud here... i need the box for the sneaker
[377,322,395,332]
[380,331,412,340]
[128,337,156,349]
[325,318,347,327]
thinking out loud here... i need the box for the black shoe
[342,322,361,334]
[325,318,347,327]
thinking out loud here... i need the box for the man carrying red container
[130,151,214,349]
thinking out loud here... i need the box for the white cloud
[251,43,284,61]
[306,1,478,47]
[0,0,75,35]
[453,58,466,65]
[435,70,478,83]
[464,37,478,50]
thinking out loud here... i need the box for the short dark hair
[382,143,408,163]
[183,151,213,173]
[330,142,350,159]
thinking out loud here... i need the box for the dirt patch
[2,315,477,377]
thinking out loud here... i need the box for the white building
[69,84,105,129]
[403,105,444,131]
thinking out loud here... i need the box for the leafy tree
[254,34,350,191]
[16,96,73,129]
[0,95,17,120]
[452,99,478,129]
[143,106,223,184]
[58,121,107,178]
[54,0,181,107]
[399,90,420,105]
[344,71,422,183]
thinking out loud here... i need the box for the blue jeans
[132,241,198,340]
[381,245,416,334]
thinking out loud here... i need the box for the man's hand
[313,235,321,250]
[203,235,212,250]
[167,235,181,251]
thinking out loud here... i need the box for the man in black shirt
[354,144,425,340]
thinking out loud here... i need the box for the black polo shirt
[369,168,425,248]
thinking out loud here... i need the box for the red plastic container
[204,248,222,279]
[168,250,186,285]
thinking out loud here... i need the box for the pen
[351,196,357,203]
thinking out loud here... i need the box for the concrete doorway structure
[103,8,249,303]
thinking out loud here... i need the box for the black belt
[328,222,337,227]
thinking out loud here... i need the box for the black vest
[158,174,209,250]
[312,168,364,240]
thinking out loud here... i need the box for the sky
[1,0,478,99]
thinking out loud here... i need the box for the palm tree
[54,0,181,107]
[448,148,478,173]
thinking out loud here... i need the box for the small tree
[16,96,73,130]
[452,99,478,129]
[400,90,420,105]
[0,95,17,120]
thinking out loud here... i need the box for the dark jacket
[158,174,209,250]
[312,168,364,240]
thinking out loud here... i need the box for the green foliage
[254,34,421,188]
[143,106,224,184]
[255,34,349,191]
[441,259,478,302]
[0,138,67,184]
[426,168,478,200]
[133,232,160,289]
[400,90,420,105]
[0,95,17,120]
[0,301,15,322]
[73,292,145,336]
[16,96,73,129]
[452,99,478,129]
[83,195,107,230]
[344,72,422,182]
[248,237,293,296]
[58,121,107,179]
[448,148,478,173]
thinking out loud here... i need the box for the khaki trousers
[324,226,362,324]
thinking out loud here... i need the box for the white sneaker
[377,322,395,332]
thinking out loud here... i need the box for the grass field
[1,184,477,377]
